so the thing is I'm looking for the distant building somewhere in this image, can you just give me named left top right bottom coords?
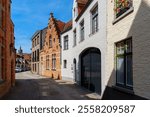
left=0, top=0, right=16, bottom=98
left=23, top=53, right=31, bottom=70
left=40, top=13, right=65, bottom=79
left=16, top=47, right=31, bottom=71
left=16, top=47, right=23, bottom=70
left=31, top=27, right=47, bottom=74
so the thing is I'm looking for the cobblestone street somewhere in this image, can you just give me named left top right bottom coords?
left=1, top=71, right=100, bottom=100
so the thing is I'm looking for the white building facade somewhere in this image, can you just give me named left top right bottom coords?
left=61, top=0, right=107, bottom=97
left=61, top=22, right=74, bottom=81
left=106, top=0, right=150, bottom=99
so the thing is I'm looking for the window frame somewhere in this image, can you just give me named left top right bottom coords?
left=113, top=0, right=134, bottom=24
left=46, top=55, right=50, bottom=70
left=64, top=35, right=69, bottom=50
left=73, top=29, right=77, bottom=47
left=115, top=38, right=133, bottom=90
left=52, top=54, right=56, bottom=70
left=80, top=19, right=85, bottom=42
left=91, top=4, right=98, bottom=34
left=64, top=60, right=67, bottom=69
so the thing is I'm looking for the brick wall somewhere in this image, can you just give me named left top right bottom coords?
left=39, top=13, right=65, bottom=80
left=0, top=0, right=15, bottom=98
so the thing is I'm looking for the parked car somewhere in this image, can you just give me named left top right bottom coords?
left=15, top=67, right=22, bottom=73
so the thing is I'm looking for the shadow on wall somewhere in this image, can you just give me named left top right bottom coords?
left=102, top=0, right=150, bottom=100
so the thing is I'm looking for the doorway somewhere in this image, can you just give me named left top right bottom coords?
left=81, top=48, right=101, bottom=94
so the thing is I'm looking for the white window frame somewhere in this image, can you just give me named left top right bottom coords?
left=90, top=4, right=98, bottom=34
left=64, top=35, right=69, bottom=50
left=73, top=29, right=77, bottom=47
left=80, top=19, right=85, bottom=42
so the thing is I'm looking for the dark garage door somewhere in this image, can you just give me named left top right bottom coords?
left=81, top=48, right=101, bottom=94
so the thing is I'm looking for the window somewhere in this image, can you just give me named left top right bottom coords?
left=52, top=54, right=56, bottom=70
left=35, top=51, right=37, bottom=62
left=32, top=52, right=34, bottom=62
left=114, top=0, right=133, bottom=18
left=46, top=55, right=50, bottom=70
left=49, top=36, right=52, bottom=48
left=37, top=37, right=39, bottom=45
left=64, top=60, right=67, bottom=68
left=91, top=5, right=98, bottom=34
left=32, top=64, right=34, bottom=71
left=35, top=64, right=36, bottom=72
left=37, top=49, right=39, bottom=61
left=73, top=29, right=77, bottom=47
left=35, top=39, right=36, bottom=46
left=64, top=35, right=69, bottom=50
left=116, top=38, right=133, bottom=89
left=80, top=20, right=84, bottom=41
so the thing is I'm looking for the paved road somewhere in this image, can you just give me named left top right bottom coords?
left=1, top=71, right=100, bottom=100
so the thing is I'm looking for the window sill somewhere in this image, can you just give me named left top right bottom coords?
left=113, top=7, right=134, bottom=25
left=112, top=85, right=134, bottom=95
left=89, top=29, right=99, bottom=37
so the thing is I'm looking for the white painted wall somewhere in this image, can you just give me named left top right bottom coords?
left=61, top=29, right=74, bottom=81
left=107, top=0, right=150, bottom=99
left=61, top=0, right=107, bottom=96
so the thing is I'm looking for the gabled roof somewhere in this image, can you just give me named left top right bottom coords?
left=61, top=20, right=72, bottom=34
left=23, top=54, right=31, bottom=60
left=76, top=0, right=93, bottom=21
left=55, top=20, right=66, bottom=33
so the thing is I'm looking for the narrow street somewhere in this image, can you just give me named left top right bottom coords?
left=1, top=71, right=100, bottom=100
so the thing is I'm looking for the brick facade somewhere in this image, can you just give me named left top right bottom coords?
left=40, top=13, right=65, bottom=79
left=0, top=0, right=15, bottom=98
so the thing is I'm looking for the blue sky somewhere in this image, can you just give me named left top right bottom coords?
left=12, top=0, right=73, bottom=53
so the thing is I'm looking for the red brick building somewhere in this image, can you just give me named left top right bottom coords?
left=40, top=13, right=65, bottom=79
left=0, top=0, right=15, bottom=98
